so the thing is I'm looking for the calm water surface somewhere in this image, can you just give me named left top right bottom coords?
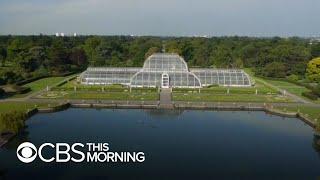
left=0, top=108, right=319, bottom=180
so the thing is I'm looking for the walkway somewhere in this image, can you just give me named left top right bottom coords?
left=159, top=88, right=173, bottom=109
left=254, top=78, right=312, bottom=104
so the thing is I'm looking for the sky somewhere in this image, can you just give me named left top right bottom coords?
left=0, top=0, right=319, bottom=37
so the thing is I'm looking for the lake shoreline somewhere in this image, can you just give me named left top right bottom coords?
left=0, top=101, right=317, bottom=148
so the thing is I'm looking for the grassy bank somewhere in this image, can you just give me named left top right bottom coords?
left=37, top=91, right=159, bottom=101
left=274, top=106, right=320, bottom=122
left=274, top=105, right=320, bottom=131
left=8, top=76, right=71, bottom=98
left=0, top=101, right=64, bottom=134
left=0, top=102, right=58, bottom=113
left=0, top=111, right=27, bottom=134
left=172, top=93, right=292, bottom=103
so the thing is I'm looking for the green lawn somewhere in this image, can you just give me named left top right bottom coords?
left=9, top=76, right=73, bottom=98
left=59, top=79, right=124, bottom=89
left=263, top=79, right=310, bottom=96
left=244, top=68, right=318, bottom=102
left=54, top=79, right=157, bottom=93
left=37, top=91, right=159, bottom=101
left=275, top=105, right=320, bottom=124
left=0, top=102, right=57, bottom=113
left=173, top=81, right=278, bottom=95
left=173, top=93, right=292, bottom=103
left=24, top=77, right=67, bottom=91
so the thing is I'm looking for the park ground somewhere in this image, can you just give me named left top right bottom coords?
left=0, top=71, right=319, bottom=128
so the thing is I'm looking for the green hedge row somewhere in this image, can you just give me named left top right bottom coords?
left=302, top=92, right=318, bottom=100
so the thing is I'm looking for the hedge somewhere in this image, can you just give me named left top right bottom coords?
left=302, top=91, right=318, bottom=100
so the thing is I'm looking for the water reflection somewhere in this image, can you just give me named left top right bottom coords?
left=2, top=128, right=30, bottom=151
left=313, top=134, right=320, bottom=155
left=143, top=109, right=184, bottom=118
left=0, top=109, right=319, bottom=179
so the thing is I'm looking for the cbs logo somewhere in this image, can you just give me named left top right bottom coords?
left=16, top=142, right=37, bottom=163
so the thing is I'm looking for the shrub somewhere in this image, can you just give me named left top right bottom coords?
left=286, top=74, right=299, bottom=82
left=316, top=124, right=320, bottom=134
left=207, top=84, right=219, bottom=88
left=302, top=91, right=318, bottom=100
left=306, top=57, right=320, bottom=83
left=311, top=84, right=320, bottom=97
left=0, top=88, right=5, bottom=97
left=0, top=111, right=27, bottom=134
left=262, top=62, right=287, bottom=78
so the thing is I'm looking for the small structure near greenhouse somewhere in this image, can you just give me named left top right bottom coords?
left=79, top=53, right=252, bottom=88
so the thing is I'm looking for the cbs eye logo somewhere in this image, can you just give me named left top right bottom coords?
left=16, top=142, right=37, bottom=163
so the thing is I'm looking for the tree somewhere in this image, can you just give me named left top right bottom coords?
left=211, top=45, right=233, bottom=68
left=306, top=57, right=320, bottom=83
left=69, top=48, right=87, bottom=68
left=263, top=62, right=287, bottom=78
left=0, top=46, right=7, bottom=66
left=83, top=37, right=101, bottom=66
left=48, top=40, right=69, bottom=72
left=311, top=43, right=320, bottom=58
left=234, top=58, right=244, bottom=68
left=16, top=46, right=46, bottom=72
left=7, top=39, right=26, bottom=61
left=145, top=47, right=160, bottom=59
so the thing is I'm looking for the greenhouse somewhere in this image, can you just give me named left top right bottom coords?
left=79, top=53, right=252, bottom=88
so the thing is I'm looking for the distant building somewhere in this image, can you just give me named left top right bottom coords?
left=55, top=33, right=59, bottom=37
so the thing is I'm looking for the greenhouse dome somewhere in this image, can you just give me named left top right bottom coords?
left=80, top=53, right=252, bottom=88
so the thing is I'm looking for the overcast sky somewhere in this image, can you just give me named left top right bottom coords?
left=0, top=0, right=319, bottom=37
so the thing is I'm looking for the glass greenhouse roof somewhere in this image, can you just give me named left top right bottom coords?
left=80, top=53, right=252, bottom=88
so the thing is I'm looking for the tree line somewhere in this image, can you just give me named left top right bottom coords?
left=0, top=35, right=319, bottom=85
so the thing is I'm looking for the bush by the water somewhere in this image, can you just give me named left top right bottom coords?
left=302, top=91, right=318, bottom=100
left=311, top=84, right=320, bottom=97
left=0, top=111, right=27, bottom=134
left=0, top=88, right=5, bottom=97
left=316, top=121, right=320, bottom=135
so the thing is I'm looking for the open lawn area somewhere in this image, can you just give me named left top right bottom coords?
left=37, top=91, right=159, bottom=101
left=24, top=77, right=66, bottom=92
left=53, top=79, right=157, bottom=93
left=9, top=76, right=75, bottom=98
left=275, top=105, right=320, bottom=124
left=263, top=79, right=310, bottom=96
left=172, top=93, right=293, bottom=103
left=174, top=83, right=277, bottom=95
left=0, top=102, right=57, bottom=113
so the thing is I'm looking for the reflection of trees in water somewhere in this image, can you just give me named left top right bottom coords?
left=3, top=127, right=30, bottom=151
left=0, top=168, right=8, bottom=180
left=313, top=134, right=320, bottom=158
left=135, top=109, right=185, bottom=128
left=143, top=109, right=184, bottom=118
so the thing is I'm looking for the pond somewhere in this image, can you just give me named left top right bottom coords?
left=0, top=108, right=319, bottom=179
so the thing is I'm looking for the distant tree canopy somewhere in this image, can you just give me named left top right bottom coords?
left=0, top=35, right=318, bottom=85
left=306, top=57, right=320, bottom=83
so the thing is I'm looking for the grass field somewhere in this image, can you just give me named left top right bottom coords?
left=172, top=93, right=292, bottom=103
left=9, top=76, right=74, bottom=98
left=54, top=79, right=158, bottom=93
left=275, top=105, right=320, bottom=123
left=244, top=68, right=319, bottom=103
left=263, top=79, right=310, bottom=96
left=37, top=91, right=159, bottom=101
left=24, top=77, right=66, bottom=91
left=0, top=102, right=57, bottom=113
